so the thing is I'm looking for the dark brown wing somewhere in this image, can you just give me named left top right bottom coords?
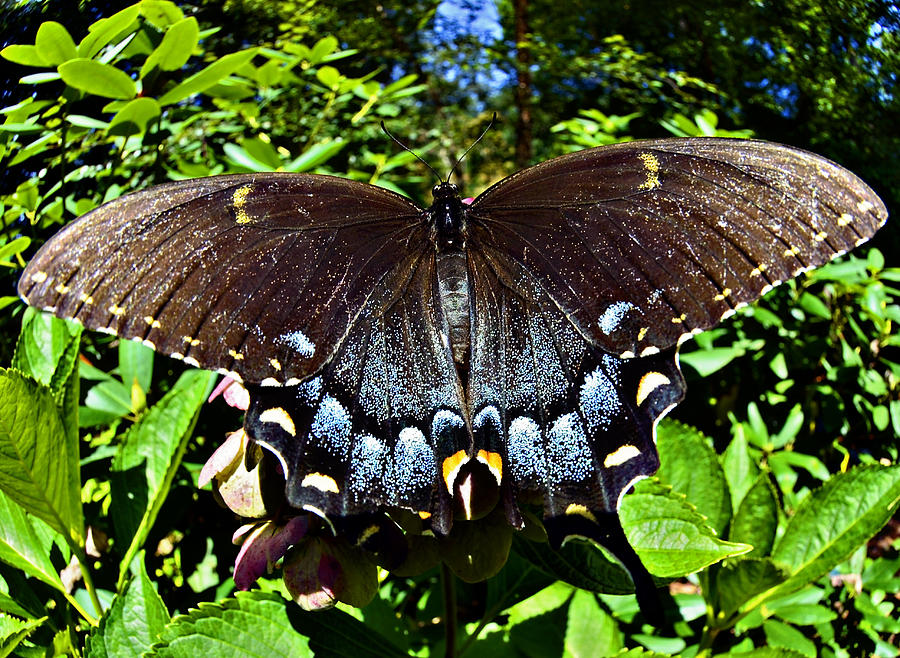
left=18, top=173, right=427, bottom=384
left=467, top=138, right=887, bottom=358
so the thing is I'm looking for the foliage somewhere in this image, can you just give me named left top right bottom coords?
left=0, top=1, right=896, bottom=657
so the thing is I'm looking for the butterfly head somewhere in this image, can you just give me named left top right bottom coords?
left=431, top=181, right=460, bottom=201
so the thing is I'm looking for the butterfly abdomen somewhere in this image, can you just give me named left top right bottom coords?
left=436, top=251, right=471, bottom=369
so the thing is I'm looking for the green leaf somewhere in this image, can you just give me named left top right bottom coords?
left=77, top=5, right=142, bottom=59
left=284, top=139, right=346, bottom=172
left=35, top=22, right=77, bottom=66
left=66, top=114, right=111, bottom=129
left=762, top=619, right=816, bottom=658
left=85, top=554, right=170, bottom=657
left=118, top=339, right=153, bottom=406
left=0, top=370, right=82, bottom=542
left=149, top=591, right=405, bottom=656
left=59, top=59, right=136, bottom=100
left=656, top=419, right=731, bottom=536
left=111, top=370, right=214, bottom=576
left=721, top=428, right=759, bottom=513
left=0, top=488, right=65, bottom=589
left=730, top=473, right=779, bottom=557
left=157, top=48, right=258, bottom=105
left=564, top=590, right=623, bottom=657
left=514, top=536, right=636, bottom=595
left=723, top=649, right=810, bottom=658
left=140, top=17, right=199, bottom=78
left=622, top=482, right=750, bottom=578
left=0, top=614, right=46, bottom=655
left=715, top=558, right=788, bottom=618
left=770, top=465, right=900, bottom=597
left=108, top=97, right=161, bottom=137
left=679, top=345, right=746, bottom=376
left=771, top=603, right=837, bottom=625
left=0, top=236, right=30, bottom=265
left=84, top=380, right=133, bottom=418
left=12, top=309, right=81, bottom=397
left=0, top=44, right=48, bottom=67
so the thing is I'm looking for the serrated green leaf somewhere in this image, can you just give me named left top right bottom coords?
left=770, top=465, right=900, bottom=597
left=140, top=17, right=198, bottom=78
left=715, top=558, right=788, bottom=618
left=108, top=97, right=160, bottom=137
left=564, top=590, right=623, bottom=657
left=1, top=44, right=47, bottom=67
left=622, top=482, right=750, bottom=578
left=0, top=370, right=82, bottom=542
left=35, top=22, right=77, bottom=66
left=0, top=613, right=46, bottom=655
left=77, top=5, right=141, bottom=59
left=656, top=419, right=731, bottom=536
left=12, top=309, right=81, bottom=397
left=149, top=591, right=405, bottom=657
left=59, top=59, right=136, bottom=99
left=730, top=473, right=779, bottom=557
left=85, top=554, right=169, bottom=657
left=157, top=48, right=258, bottom=105
left=111, top=370, right=214, bottom=577
left=514, top=536, right=636, bottom=595
left=0, top=488, right=65, bottom=589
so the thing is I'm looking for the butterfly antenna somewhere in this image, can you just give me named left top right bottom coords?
left=447, top=112, right=497, bottom=185
left=380, top=121, right=442, bottom=183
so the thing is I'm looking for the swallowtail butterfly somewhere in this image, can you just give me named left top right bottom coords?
left=18, top=137, right=887, bottom=619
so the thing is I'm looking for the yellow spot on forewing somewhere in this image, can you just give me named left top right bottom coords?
left=182, top=335, right=201, bottom=346
left=32, top=271, right=48, bottom=283
left=228, top=349, right=244, bottom=360
left=671, top=313, right=686, bottom=324
left=54, top=283, right=70, bottom=294
left=714, top=287, right=732, bottom=302
left=838, top=213, right=853, bottom=226
left=232, top=185, right=253, bottom=224
left=750, top=263, right=768, bottom=277
left=143, top=315, right=161, bottom=328
left=78, top=292, right=93, bottom=304
left=301, top=472, right=339, bottom=493
left=784, top=245, right=800, bottom=257
left=259, top=407, right=296, bottom=436
left=109, top=304, right=127, bottom=316
left=813, top=231, right=828, bottom=242
left=857, top=200, right=874, bottom=213
left=604, top=444, right=642, bottom=467
left=636, top=371, right=672, bottom=406
left=637, top=326, right=649, bottom=342
left=269, top=358, right=282, bottom=371
left=637, top=152, right=661, bottom=190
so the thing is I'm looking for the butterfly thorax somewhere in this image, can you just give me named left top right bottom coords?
left=429, top=182, right=471, bottom=371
